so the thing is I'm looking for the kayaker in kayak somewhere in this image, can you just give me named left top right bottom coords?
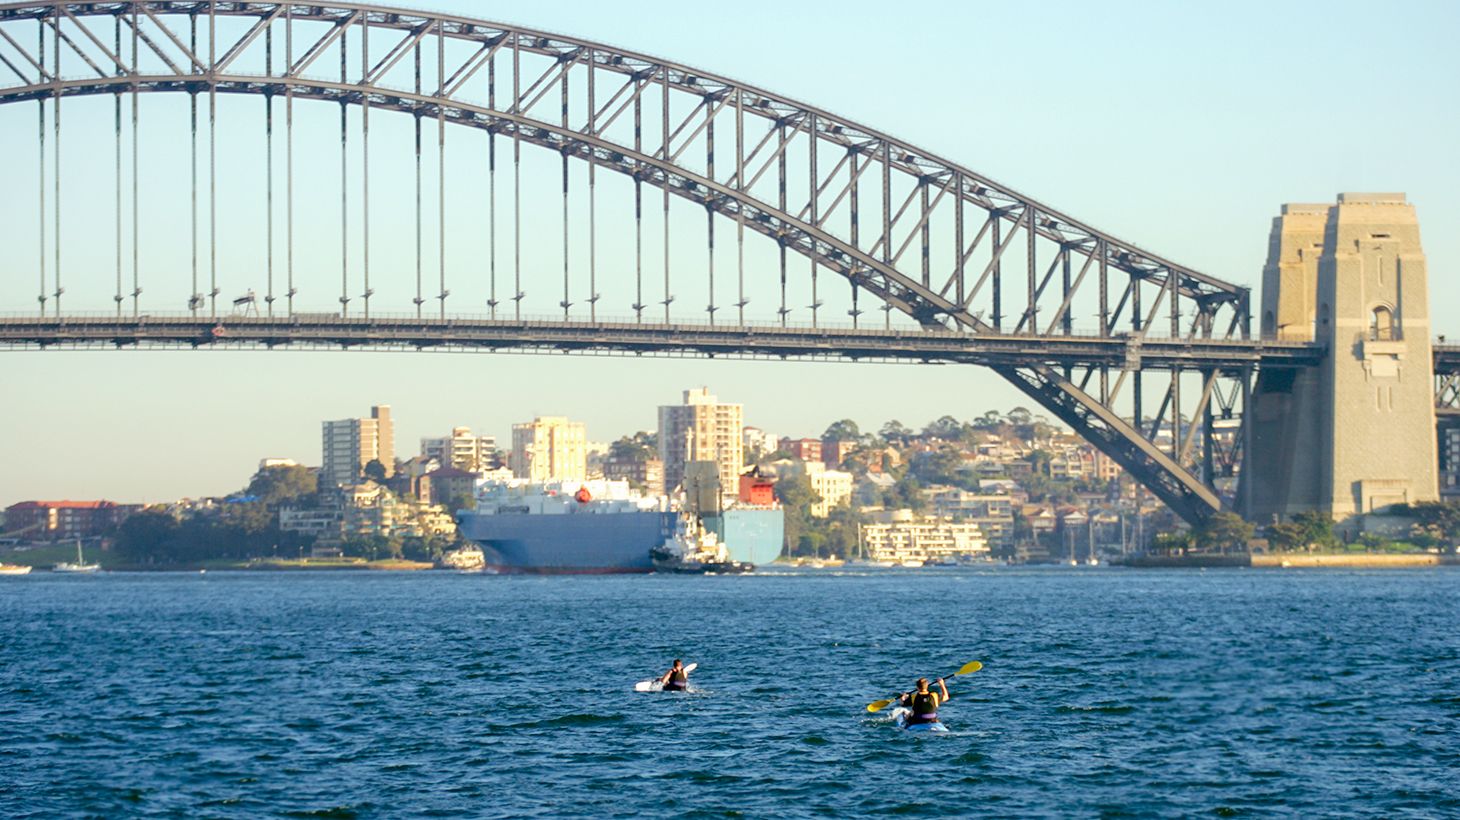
left=899, top=677, right=949, bottom=726
left=659, top=659, right=690, bottom=691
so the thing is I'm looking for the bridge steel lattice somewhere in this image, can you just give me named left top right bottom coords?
left=0, top=1, right=1341, bottom=524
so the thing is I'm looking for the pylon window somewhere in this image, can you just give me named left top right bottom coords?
left=1371, top=305, right=1396, bottom=341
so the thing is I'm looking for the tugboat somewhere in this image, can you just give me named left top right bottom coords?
left=652, top=513, right=753, bottom=574
left=438, top=544, right=488, bottom=572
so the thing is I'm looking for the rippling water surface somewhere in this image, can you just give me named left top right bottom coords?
left=2, top=568, right=1458, bottom=817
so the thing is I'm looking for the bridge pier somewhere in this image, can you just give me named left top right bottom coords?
left=1243, top=193, right=1438, bottom=528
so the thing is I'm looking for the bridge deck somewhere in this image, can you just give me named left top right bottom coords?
left=0, top=315, right=1323, bottom=369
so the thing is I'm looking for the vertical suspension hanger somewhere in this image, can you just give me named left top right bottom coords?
left=633, top=64, right=643, bottom=323
left=777, top=119, right=787, bottom=326
left=413, top=34, right=423, bottom=318
left=560, top=47, right=570, bottom=319
left=190, top=13, right=199, bottom=315
left=1026, top=205, right=1037, bottom=333
left=953, top=173, right=965, bottom=320
left=705, top=89, right=715, bottom=325
left=360, top=12, right=370, bottom=318
left=586, top=47, right=598, bottom=322
left=661, top=65, right=671, bottom=322
left=51, top=6, right=61, bottom=316
left=735, top=88, right=745, bottom=326
left=339, top=10, right=349, bottom=317
left=114, top=15, right=124, bottom=318
left=849, top=144, right=861, bottom=328
left=131, top=2, right=140, bottom=316
left=209, top=0, right=218, bottom=319
left=438, top=18, right=447, bottom=319
left=487, top=43, right=497, bottom=318
left=808, top=112, right=818, bottom=327
left=512, top=32, right=522, bottom=319
left=265, top=20, right=274, bottom=317
left=36, top=17, right=45, bottom=316
left=880, top=141, right=891, bottom=330
left=285, top=2, right=295, bottom=315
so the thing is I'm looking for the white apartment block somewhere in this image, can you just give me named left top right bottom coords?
left=742, top=426, right=780, bottom=458
left=659, top=388, right=744, bottom=495
left=800, top=461, right=854, bottom=518
left=421, top=427, right=498, bottom=472
left=511, top=416, right=588, bottom=482
left=321, top=405, right=395, bottom=488
left=860, top=513, right=989, bottom=563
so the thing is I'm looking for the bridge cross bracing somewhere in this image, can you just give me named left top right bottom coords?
left=0, top=0, right=1433, bottom=525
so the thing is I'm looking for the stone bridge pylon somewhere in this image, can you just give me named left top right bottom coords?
left=1243, top=193, right=1438, bottom=526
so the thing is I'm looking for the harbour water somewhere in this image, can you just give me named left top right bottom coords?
left=2, top=568, right=1458, bottom=817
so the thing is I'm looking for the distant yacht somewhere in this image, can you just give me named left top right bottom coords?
left=53, top=541, right=100, bottom=573
left=0, top=563, right=32, bottom=575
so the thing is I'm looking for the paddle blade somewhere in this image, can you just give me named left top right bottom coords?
left=866, top=698, right=895, bottom=713
left=683, top=663, right=698, bottom=675
left=953, top=660, right=983, bottom=677
left=634, top=680, right=656, bottom=692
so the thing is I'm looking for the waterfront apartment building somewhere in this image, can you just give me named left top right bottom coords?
left=658, top=388, right=744, bottom=495
left=321, top=405, right=395, bottom=487
left=421, top=427, right=498, bottom=472
left=280, top=484, right=457, bottom=545
left=511, top=416, right=588, bottom=482
left=859, top=511, right=989, bottom=563
left=2, top=500, right=141, bottom=541
left=924, top=486, right=1016, bottom=547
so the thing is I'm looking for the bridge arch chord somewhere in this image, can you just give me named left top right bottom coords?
left=0, top=1, right=1255, bottom=523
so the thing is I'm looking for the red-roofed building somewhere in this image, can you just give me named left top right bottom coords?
left=4, top=500, right=141, bottom=540
left=779, top=438, right=822, bottom=464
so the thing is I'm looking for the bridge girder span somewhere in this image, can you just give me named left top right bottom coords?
left=0, top=0, right=1264, bottom=524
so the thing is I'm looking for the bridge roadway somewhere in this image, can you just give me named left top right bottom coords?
left=0, top=314, right=1328, bottom=370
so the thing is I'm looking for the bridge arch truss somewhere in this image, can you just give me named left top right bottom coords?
left=0, top=1, right=1281, bottom=524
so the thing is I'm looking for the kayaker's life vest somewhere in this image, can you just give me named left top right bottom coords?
left=664, top=669, right=688, bottom=689
left=910, top=691, right=939, bottom=718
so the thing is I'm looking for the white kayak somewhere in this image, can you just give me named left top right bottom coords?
left=891, top=707, right=949, bottom=733
left=634, top=662, right=697, bottom=692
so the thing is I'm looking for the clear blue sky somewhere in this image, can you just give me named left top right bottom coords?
left=1, top=0, right=1456, bottom=505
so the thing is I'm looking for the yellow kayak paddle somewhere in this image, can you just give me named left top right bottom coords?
left=865, top=660, right=983, bottom=712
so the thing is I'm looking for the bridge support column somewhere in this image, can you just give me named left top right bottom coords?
left=1243, top=193, right=1438, bottom=528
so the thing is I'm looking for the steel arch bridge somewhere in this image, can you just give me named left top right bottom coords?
left=0, top=0, right=1412, bottom=525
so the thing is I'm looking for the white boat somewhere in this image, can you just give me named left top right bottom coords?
left=0, top=563, right=32, bottom=575
left=53, top=541, right=101, bottom=573
left=439, top=544, right=487, bottom=571
left=899, top=559, right=925, bottom=568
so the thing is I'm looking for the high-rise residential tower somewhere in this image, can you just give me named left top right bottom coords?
left=421, top=427, right=498, bottom=472
left=511, top=416, right=588, bottom=482
left=321, top=405, right=395, bottom=487
left=658, top=388, right=744, bottom=495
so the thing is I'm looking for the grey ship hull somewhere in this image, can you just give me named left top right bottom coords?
left=458, top=508, right=785, bottom=574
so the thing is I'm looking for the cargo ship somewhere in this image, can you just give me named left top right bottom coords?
left=456, top=479, right=783, bottom=574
